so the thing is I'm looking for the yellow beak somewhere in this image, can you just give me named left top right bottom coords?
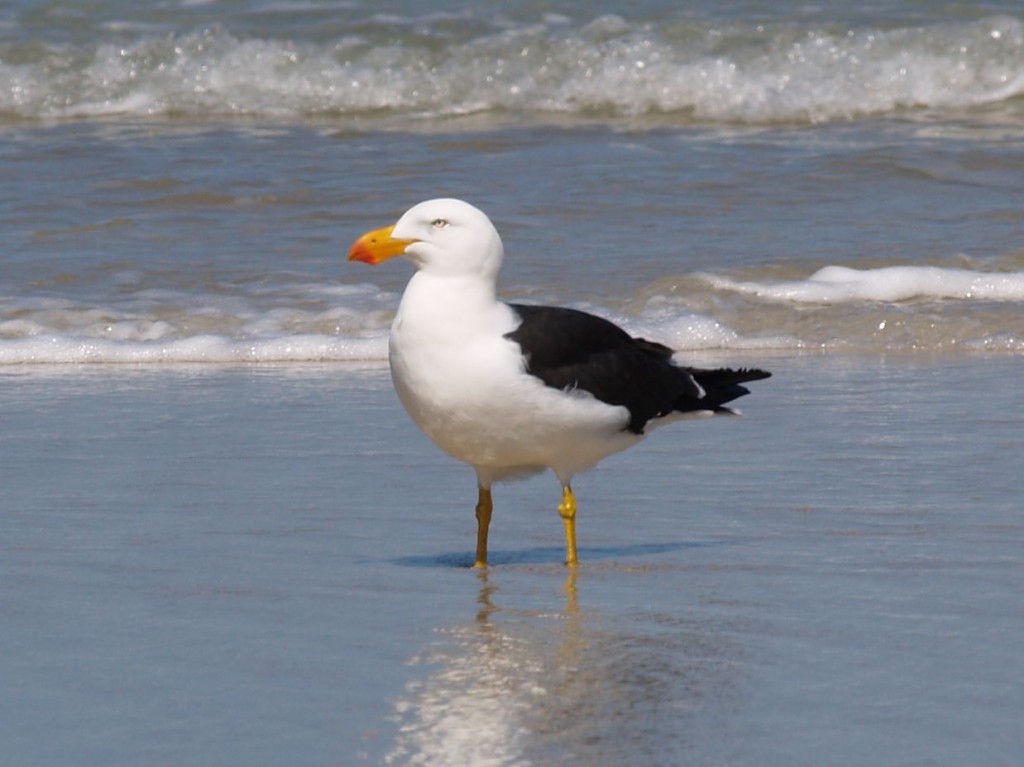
left=348, top=224, right=417, bottom=265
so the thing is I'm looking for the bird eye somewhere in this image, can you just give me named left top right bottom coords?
left=431, top=218, right=449, bottom=229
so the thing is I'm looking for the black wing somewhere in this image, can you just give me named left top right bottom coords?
left=506, top=304, right=770, bottom=434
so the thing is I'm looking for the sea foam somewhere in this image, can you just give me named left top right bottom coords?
left=703, top=265, right=1024, bottom=304
left=0, top=283, right=394, bottom=366
left=2, top=15, right=1022, bottom=125
left=5, top=263, right=1024, bottom=365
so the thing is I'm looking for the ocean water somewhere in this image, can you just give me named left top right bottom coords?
left=2, top=1, right=1024, bottom=765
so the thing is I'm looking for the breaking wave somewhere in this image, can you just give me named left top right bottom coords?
left=2, top=14, right=1023, bottom=126
left=703, top=265, right=1024, bottom=304
left=5, top=261, right=1024, bottom=366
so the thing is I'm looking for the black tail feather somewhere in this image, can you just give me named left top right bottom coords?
left=680, top=367, right=772, bottom=412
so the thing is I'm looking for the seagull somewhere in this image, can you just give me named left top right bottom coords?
left=348, top=198, right=770, bottom=567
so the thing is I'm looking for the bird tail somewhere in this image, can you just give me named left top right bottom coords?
left=680, top=367, right=772, bottom=413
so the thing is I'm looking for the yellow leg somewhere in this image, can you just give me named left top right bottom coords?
left=474, top=486, right=493, bottom=569
left=558, top=485, right=579, bottom=567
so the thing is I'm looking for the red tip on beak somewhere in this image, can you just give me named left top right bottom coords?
left=348, top=224, right=416, bottom=265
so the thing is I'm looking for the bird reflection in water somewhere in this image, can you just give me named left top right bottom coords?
left=385, top=567, right=742, bottom=766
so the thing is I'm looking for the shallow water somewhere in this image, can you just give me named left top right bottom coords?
left=4, top=1, right=1024, bottom=362
left=2, top=357, right=1022, bottom=766
left=4, top=121, right=1024, bottom=362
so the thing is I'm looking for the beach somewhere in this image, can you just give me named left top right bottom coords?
left=3, top=1, right=1024, bottom=764
left=3, top=356, right=1023, bottom=765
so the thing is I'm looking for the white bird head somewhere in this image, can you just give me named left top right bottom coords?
left=349, top=198, right=504, bottom=280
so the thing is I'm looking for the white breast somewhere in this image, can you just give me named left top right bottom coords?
left=387, top=272, right=636, bottom=483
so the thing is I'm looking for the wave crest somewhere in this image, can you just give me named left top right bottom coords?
left=703, top=265, right=1024, bottom=303
left=2, top=15, right=1023, bottom=125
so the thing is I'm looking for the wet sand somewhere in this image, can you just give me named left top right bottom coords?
left=2, top=355, right=1022, bottom=765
